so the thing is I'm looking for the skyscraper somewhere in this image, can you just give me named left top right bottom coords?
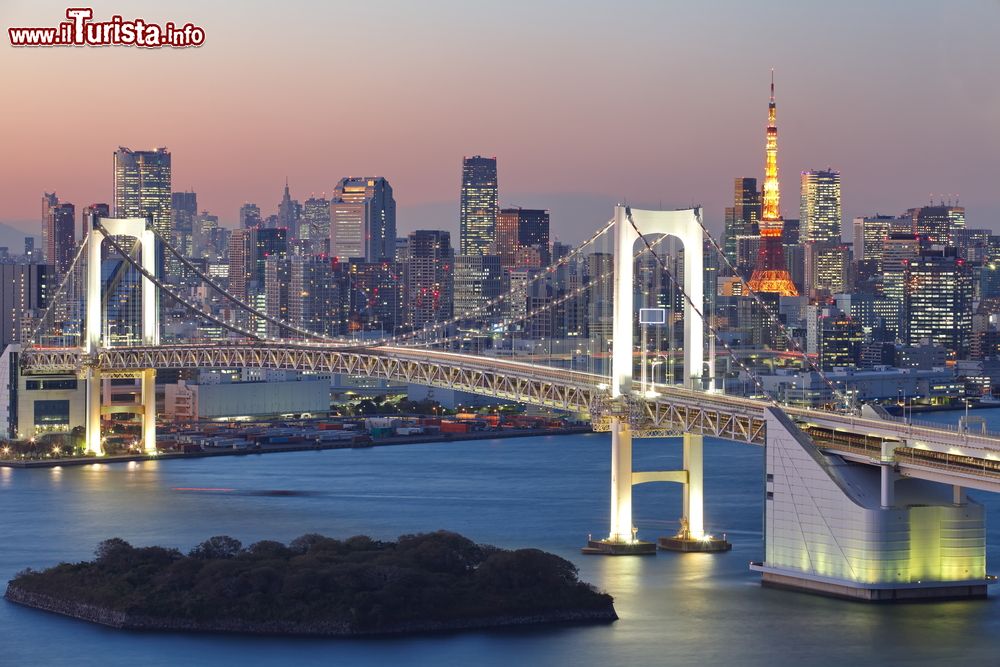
left=800, top=170, right=842, bottom=244
left=277, top=180, right=301, bottom=239
left=330, top=177, right=396, bottom=262
left=460, top=156, right=498, bottom=255
left=171, top=191, right=198, bottom=257
left=908, top=205, right=966, bottom=246
left=748, top=74, right=798, bottom=296
left=496, top=207, right=551, bottom=269
left=404, top=230, right=454, bottom=328
left=47, top=202, right=75, bottom=276
left=240, top=203, right=261, bottom=229
left=723, top=177, right=761, bottom=271
left=454, top=255, right=502, bottom=320
left=113, top=147, right=172, bottom=239
left=904, top=249, right=973, bottom=357
left=0, top=264, right=51, bottom=351
left=41, top=193, right=58, bottom=265
left=302, top=197, right=331, bottom=246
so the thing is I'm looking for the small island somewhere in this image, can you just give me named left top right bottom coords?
left=4, top=531, right=616, bottom=637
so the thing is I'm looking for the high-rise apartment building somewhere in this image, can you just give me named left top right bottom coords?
left=723, top=177, right=761, bottom=271
left=404, top=230, right=454, bottom=328
left=0, top=264, right=51, bottom=350
left=330, top=177, right=396, bottom=262
left=800, top=169, right=842, bottom=244
left=454, top=255, right=502, bottom=319
left=460, top=156, right=498, bottom=255
left=289, top=256, right=345, bottom=337
left=904, top=249, right=973, bottom=357
left=113, top=147, right=172, bottom=239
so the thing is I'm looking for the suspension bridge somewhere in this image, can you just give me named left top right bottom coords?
left=16, top=206, right=1000, bottom=600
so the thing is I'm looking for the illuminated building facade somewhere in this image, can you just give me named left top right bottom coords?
left=723, top=177, right=761, bottom=273
left=46, top=202, right=76, bottom=277
left=404, top=230, right=454, bottom=328
left=460, top=156, right=498, bottom=255
left=800, top=169, right=842, bottom=244
left=747, top=75, right=798, bottom=296
left=113, top=147, right=172, bottom=240
left=904, top=250, right=973, bottom=358
left=330, top=177, right=396, bottom=262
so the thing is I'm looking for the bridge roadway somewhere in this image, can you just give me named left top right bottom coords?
left=21, top=342, right=1000, bottom=492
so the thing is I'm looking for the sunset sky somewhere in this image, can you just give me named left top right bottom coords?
left=2, top=0, right=998, bottom=243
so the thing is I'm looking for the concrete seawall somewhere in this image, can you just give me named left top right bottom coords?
left=4, top=584, right=617, bottom=637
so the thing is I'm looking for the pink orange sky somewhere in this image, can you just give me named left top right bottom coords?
left=2, top=0, right=998, bottom=243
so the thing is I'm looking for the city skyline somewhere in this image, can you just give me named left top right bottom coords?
left=1, top=1, right=998, bottom=244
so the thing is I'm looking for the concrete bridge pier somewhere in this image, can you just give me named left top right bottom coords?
left=752, top=407, right=988, bottom=600
left=85, top=367, right=103, bottom=456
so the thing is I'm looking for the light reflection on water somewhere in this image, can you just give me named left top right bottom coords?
left=2, top=422, right=1000, bottom=666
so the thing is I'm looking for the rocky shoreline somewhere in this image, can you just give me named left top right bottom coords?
left=4, top=584, right=617, bottom=637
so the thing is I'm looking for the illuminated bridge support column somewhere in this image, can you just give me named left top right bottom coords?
left=586, top=206, right=709, bottom=555
left=85, top=367, right=103, bottom=456
left=83, top=217, right=160, bottom=455
left=683, top=434, right=705, bottom=539
left=609, top=417, right=633, bottom=543
left=753, top=407, right=987, bottom=600
left=141, top=369, right=156, bottom=453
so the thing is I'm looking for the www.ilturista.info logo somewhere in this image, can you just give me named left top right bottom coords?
left=9, top=8, right=205, bottom=48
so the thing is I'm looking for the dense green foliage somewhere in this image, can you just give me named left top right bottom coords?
left=10, top=532, right=613, bottom=632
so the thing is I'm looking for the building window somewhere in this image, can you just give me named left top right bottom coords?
left=34, top=400, right=70, bottom=426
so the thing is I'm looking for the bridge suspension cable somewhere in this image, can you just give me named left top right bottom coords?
left=625, top=207, right=779, bottom=406
left=376, top=218, right=616, bottom=347
left=27, top=233, right=91, bottom=346
left=689, top=214, right=853, bottom=409
left=146, top=224, right=353, bottom=344
left=94, top=223, right=274, bottom=342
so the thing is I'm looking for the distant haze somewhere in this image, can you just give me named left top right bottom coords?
left=2, top=0, right=998, bottom=244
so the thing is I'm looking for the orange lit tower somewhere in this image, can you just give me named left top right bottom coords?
left=747, top=72, right=799, bottom=296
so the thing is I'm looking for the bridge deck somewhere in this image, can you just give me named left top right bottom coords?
left=20, top=343, right=1000, bottom=488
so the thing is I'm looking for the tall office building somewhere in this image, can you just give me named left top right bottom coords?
left=496, top=207, right=551, bottom=269
left=904, top=249, right=973, bottom=358
left=800, top=169, right=842, bottom=244
left=302, top=197, right=331, bottom=246
left=41, top=193, right=58, bottom=265
left=404, top=230, right=454, bottom=328
left=81, top=203, right=110, bottom=244
left=908, top=205, right=966, bottom=246
left=277, top=180, right=301, bottom=239
left=171, top=191, right=198, bottom=257
left=460, top=156, right=498, bottom=255
left=723, top=177, right=761, bottom=271
left=240, top=203, right=261, bottom=229
left=227, top=229, right=250, bottom=301
left=454, top=255, right=502, bottom=319
left=289, top=256, right=345, bottom=337
left=805, top=242, right=850, bottom=297
left=113, top=147, right=172, bottom=239
left=45, top=201, right=75, bottom=276
left=748, top=74, right=798, bottom=296
left=330, top=177, right=396, bottom=262
left=0, top=263, right=51, bottom=350
left=852, top=214, right=896, bottom=265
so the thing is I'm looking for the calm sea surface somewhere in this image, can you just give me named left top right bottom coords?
left=4, top=408, right=1000, bottom=666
